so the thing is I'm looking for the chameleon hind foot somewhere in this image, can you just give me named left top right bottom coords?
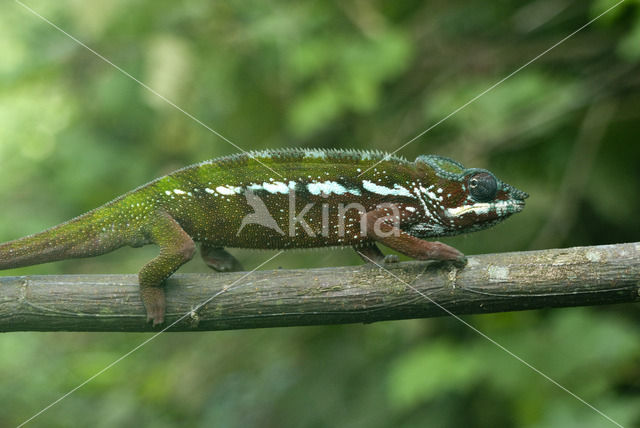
left=138, top=211, right=196, bottom=326
left=140, top=285, right=166, bottom=326
left=355, top=243, right=398, bottom=265
left=201, top=245, right=244, bottom=272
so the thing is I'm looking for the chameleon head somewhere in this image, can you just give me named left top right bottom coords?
left=410, top=155, right=528, bottom=237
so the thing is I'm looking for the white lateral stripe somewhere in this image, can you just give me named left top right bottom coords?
left=263, top=181, right=290, bottom=194
left=308, top=181, right=345, bottom=195
left=447, top=203, right=492, bottom=216
left=307, top=181, right=360, bottom=196
left=215, top=185, right=242, bottom=195
left=362, top=180, right=412, bottom=197
left=246, top=181, right=297, bottom=194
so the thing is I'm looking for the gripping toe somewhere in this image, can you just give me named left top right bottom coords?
left=201, top=245, right=244, bottom=272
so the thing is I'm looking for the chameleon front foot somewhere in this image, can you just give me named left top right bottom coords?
left=140, top=285, right=166, bottom=326
left=362, top=209, right=467, bottom=264
left=425, top=241, right=467, bottom=264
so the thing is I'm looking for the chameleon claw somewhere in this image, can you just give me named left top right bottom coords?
left=145, top=307, right=165, bottom=327
left=148, top=312, right=165, bottom=327
left=141, top=285, right=166, bottom=327
left=450, top=255, right=468, bottom=268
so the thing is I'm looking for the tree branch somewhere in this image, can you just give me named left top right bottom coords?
left=1, top=242, right=638, bottom=332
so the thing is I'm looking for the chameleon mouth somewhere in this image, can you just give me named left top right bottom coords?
left=511, top=200, right=525, bottom=213
left=446, top=198, right=525, bottom=218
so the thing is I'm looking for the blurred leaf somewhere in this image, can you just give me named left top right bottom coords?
left=423, top=71, right=581, bottom=144
left=388, top=340, right=483, bottom=410
left=288, top=29, right=412, bottom=136
left=617, top=14, right=640, bottom=61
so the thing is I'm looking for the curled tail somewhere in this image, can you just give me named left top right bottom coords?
left=0, top=209, right=134, bottom=271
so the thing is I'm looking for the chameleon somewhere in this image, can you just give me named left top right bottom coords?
left=0, top=148, right=527, bottom=325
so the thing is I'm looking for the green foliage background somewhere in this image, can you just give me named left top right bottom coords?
left=1, top=1, right=639, bottom=426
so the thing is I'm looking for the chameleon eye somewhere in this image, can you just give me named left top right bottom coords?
left=468, top=172, right=497, bottom=202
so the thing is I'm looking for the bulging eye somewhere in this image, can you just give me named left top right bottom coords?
left=468, top=172, right=497, bottom=202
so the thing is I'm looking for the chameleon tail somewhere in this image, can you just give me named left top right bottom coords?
left=0, top=210, right=128, bottom=271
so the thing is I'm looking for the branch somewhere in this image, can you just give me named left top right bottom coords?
left=1, top=242, right=638, bottom=332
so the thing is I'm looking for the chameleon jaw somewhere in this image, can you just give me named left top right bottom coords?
left=445, top=199, right=525, bottom=218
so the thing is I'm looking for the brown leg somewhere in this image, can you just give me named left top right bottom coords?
left=362, top=208, right=466, bottom=263
left=139, top=212, right=196, bottom=326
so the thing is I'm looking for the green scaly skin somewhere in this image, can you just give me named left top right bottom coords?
left=0, top=148, right=528, bottom=325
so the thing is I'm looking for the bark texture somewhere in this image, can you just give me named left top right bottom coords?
left=0, top=243, right=638, bottom=332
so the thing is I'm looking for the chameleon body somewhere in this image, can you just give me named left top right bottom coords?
left=0, top=149, right=528, bottom=325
